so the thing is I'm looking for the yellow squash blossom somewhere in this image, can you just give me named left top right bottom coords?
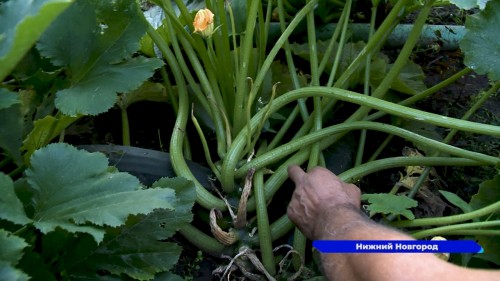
left=193, top=9, right=215, bottom=38
left=431, top=236, right=450, bottom=261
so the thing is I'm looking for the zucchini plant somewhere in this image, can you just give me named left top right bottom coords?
left=1, top=0, right=499, bottom=279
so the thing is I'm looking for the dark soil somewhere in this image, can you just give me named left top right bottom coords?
left=413, top=47, right=498, bottom=199
left=404, top=5, right=477, bottom=25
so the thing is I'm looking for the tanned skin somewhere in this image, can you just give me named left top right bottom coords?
left=286, top=165, right=500, bottom=281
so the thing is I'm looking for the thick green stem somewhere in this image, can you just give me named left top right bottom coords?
left=318, top=0, right=350, bottom=75
left=307, top=0, right=322, bottom=168
left=310, top=0, right=430, bottom=141
left=292, top=0, right=320, bottom=269
left=333, top=0, right=408, bottom=89
left=248, top=214, right=295, bottom=245
left=212, top=0, right=234, bottom=112
left=143, top=10, right=229, bottom=253
left=339, top=157, right=487, bottom=183
left=145, top=24, right=226, bottom=210
left=366, top=68, right=472, bottom=121
left=245, top=0, right=318, bottom=123
left=168, top=71, right=225, bottom=208
left=424, top=230, right=500, bottom=236
left=233, top=0, right=261, bottom=135
left=248, top=154, right=487, bottom=215
left=223, top=86, right=500, bottom=190
left=236, top=121, right=498, bottom=178
left=356, top=2, right=377, bottom=167
left=179, top=224, right=227, bottom=256
left=254, top=169, right=276, bottom=275
left=326, top=0, right=352, bottom=87
left=386, top=81, right=500, bottom=222
left=292, top=228, right=307, bottom=270
left=120, top=107, right=131, bottom=146
left=221, top=0, right=318, bottom=192
left=359, top=0, right=434, bottom=101
left=227, top=2, right=239, bottom=79
left=163, top=8, right=228, bottom=158
left=279, top=0, right=404, bottom=152
left=390, top=201, right=500, bottom=228
left=411, top=221, right=500, bottom=239
left=306, top=1, right=319, bottom=87
left=277, top=0, right=309, bottom=121
left=244, top=156, right=489, bottom=242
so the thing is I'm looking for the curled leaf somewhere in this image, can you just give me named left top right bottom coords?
left=210, top=208, right=238, bottom=245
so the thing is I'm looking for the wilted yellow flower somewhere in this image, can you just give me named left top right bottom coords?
left=193, top=9, right=215, bottom=38
left=431, top=236, right=450, bottom=261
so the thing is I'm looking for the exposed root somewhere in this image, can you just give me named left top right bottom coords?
left=214, top=247, right=276, bottom=281
left=213, top=244, right=306, bottom=281
left=274, top=245, right=304, bottom=281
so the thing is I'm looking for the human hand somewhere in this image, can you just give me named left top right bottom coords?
left=286, top=165, right=361, bottom=240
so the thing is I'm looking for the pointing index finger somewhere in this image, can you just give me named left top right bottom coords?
left=288, top=165, right=305, bottom=184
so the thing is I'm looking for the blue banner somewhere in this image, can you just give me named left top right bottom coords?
left=313, top=240, right=483, bottom=253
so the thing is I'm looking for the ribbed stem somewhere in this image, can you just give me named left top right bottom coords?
left=411, top=221, right=500, bottom=239
left=391, top=201, right=500, bottom=228
left=145, top=23, right=226, bottom=210
left=254, top=169, right=276, bottom=275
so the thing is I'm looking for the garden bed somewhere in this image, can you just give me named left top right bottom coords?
left=1, top=1, right=499, bottom=280
left=62, top=11, right=499, bottom=279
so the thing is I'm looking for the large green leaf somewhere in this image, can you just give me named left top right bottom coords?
left=37, top=0, right=163, bottom=116
left=25, top=143, right=176, bottom=243
left=361, top=193, right=418, bottom=220
left=469, top=174, right=500, bottom=265
left=460, top=0, right=500, bottom=81
left=0, top=0, right=73, bottom=81
left=0, top=230, right=29, bottom=281
left=71, top=177, right=196, bottom=280
left=0, top=173, right=31, bottom=225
